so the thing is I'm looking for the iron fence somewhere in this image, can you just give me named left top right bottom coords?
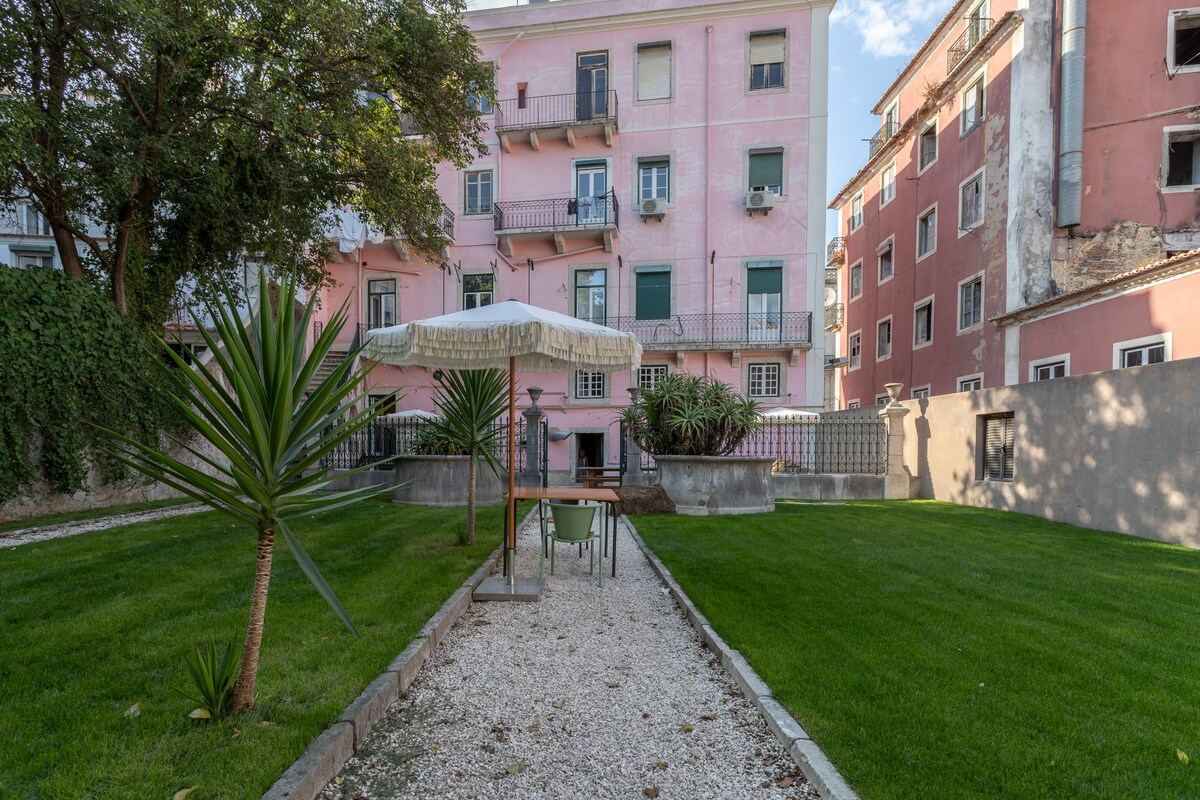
left=947, top=17, right=993, bottom=74
left=441, top=204, right=456, bottom=239
left=319, top=417, right=531, bottom=471
left=624, top=416, right=887, bottom=476
left=868, top=121, right=900, bottom=157
left=493, top=190, right=618, bottom=232
left=495, top=90, right=618, bottom=131
left=608, top=312, right=811, bottom=351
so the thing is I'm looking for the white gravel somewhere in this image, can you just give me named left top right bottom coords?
left=0, top=503, right=205, bottom=547
left=322, top=512, right=817, bottom=800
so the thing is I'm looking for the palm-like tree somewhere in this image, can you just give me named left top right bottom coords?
left=106, top=272, right=389, bottom=713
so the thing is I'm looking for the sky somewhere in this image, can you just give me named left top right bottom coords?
left=464, top=0, right=955, bottom=244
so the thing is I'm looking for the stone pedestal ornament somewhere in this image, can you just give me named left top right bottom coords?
left=879, top=383, right=915, bottom=500
left=520, top=387, right=545, bottom=487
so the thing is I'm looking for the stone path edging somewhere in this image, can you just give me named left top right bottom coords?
left=263, top=507, right=533, bottom=800
left=624, top=518, right=861, bottom=800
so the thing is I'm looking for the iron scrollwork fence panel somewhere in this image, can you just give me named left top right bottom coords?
left=319, top=417, right=529, bottom=473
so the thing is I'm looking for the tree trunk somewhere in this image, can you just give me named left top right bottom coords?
left=52, top=225, right=85, bottom=278
left=231, top=526, right=274, bottom=713
left=465, top=455, right=477, bottom=545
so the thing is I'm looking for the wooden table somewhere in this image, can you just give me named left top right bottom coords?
left=510, top=486, right=621, bottom=578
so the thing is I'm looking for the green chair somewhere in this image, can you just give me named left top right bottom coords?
left=540, top=502, right=601, bottom=587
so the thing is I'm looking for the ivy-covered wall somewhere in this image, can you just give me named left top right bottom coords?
left=0, top=267, right=181, bottom=514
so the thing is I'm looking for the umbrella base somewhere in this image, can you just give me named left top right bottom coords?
left=472, top=575, right=544, bottom=602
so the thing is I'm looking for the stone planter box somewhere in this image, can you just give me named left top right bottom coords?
left=391, top=455, right=504, bottom=507
left=654, top=455, right=775, bottom=516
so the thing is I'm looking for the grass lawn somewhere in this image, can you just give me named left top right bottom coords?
left=633, top=501, right=1200, bottom=800
left=0, top=498, right=517, bottom=799
left=0, top=497, right=193, bottom=533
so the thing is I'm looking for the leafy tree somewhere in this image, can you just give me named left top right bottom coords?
left=0, top=0, right=492, bottom=328
left=105, top=270, right=389, bottom=713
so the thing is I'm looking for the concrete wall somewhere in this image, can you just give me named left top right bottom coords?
left=772, top=473, right=883, bottom=500
left=900, top=356, right=1200, bottom=547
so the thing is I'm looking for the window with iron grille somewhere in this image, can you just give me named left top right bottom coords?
left=748, top=363, right=780, bottom=397
left=980, top=412, right=1014, bottom=481
left=367, top=279, right=396, bottom=328
left=576, top=371, right=605, bottom=399
left=748, top=31, right=785, bottom=90
left=638, top=365, right=668, bottom=390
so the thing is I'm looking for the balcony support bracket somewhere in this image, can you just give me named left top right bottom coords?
left=790, top=348, right=801, bottom=367
left=391, top=238, right=409, bottom=261
left=565, top=127, right=576, bottom=148
left=675, top=351, right=686, bottom=369
left=553, top=233, right=566, bottom=254
left=498, top=235, right=514, bottom=258
left=529, top=130, right=540, bottom=151
left=499, top=133, right=512, bottom=154
left=602, top=230, right=616, bottom=253
left=604, top=124, right=615, bottom=147
left=730, top=350, right=741, bottom=367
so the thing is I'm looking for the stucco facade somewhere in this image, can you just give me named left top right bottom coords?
left=315, top=0, right=832, bottom=478
left=828, top=0, right=1200, bottom=408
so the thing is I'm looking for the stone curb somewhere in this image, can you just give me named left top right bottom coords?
left=263, top=506, right=535, bottom=800
left=624, top=518, right=862, bottom=800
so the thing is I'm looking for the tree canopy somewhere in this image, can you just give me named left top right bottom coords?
left=0, top=0, right=492, bottom=327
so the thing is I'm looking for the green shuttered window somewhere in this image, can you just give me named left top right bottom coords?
left=749, top=151, right=783, bottom=193
left=746, top=265, right=782, bottom=295
left=635, top=269, right=671, bottom=320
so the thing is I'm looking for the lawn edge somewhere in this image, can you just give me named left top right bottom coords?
left=625, top=516, right=862, bottom=800
left=261, top=505, right=535, bottom=800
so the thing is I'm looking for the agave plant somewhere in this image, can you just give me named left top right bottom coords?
left=105, top=270, right=390, bottom=713
left=621, top=372, right=760, bottom=456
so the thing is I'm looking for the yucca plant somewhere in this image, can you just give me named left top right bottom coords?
left=621, top=372, right=760, bottom=456
left=104, top=270, right=390, bottom=713
left=181, top=639, right=240, bottom=719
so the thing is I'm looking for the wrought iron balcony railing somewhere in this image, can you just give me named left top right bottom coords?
left=947, top=17, right=994, bottom=74
left=868, top=121, right=900, bottom=158
left=824, top=302, right=844, bottom=331
left=826, top=236, right=846, bottom=266
left=495, top=90, right=619, bottom=132
left=493, top=190, right=619, bottom=233
left=440, top=204, right=455, bottom=239
left=608, top=312, right=812, bottom=351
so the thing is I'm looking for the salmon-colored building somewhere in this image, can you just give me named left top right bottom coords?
left=828, top=0, right=1200, bottom=408
left=314, top=0, right=833, bottom=480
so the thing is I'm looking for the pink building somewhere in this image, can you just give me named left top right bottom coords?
left=828, top=0, right=1200, bottom=408
left=315, top=0, right=832, bottom=481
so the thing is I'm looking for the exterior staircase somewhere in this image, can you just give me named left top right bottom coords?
left=310, top=348, right=352, bottom=390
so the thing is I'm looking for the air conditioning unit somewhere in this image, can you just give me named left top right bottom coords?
left=825, top=356, right=849, bottom=369
left=745, top=189, right=774, bottom=215
left=640, top=197, right=667, bottom=220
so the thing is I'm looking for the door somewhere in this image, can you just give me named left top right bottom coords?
left=576, top=52, right=609, bottom=120
left=575, top=165, right=609, bottom=225
left=575, top=432, right=604, bottom=480
left=747, top=264, right=783, bottom=343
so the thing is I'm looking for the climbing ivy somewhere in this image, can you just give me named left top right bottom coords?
left=0, top=267, right=180, bottom=504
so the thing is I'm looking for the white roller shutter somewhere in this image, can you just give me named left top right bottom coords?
left=749, top=32, right=786, bottom=66
left=637, top=44, right=672, bottom=101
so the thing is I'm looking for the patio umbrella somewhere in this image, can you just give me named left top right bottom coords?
left=381, top=409, right=441, bottom=421
left=363, top=300, right=641, bottom=589
left=758, top=406, right=820, bottom=418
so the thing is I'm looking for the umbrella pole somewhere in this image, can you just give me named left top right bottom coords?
left=507, top=355, right=516, bottom=587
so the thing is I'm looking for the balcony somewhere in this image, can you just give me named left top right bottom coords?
left=947, top=17, right=994, bottom=74
left=868, top=121, right=899, bottom=158
left=493, top=191, right=619, bottom=256
left=824, top=303, right=844, bottom=332
left=496, top=90, right=619, bottom=151
left=825, top=267, right=839, bottom=286
left=826, top=236, right=846, bottom=266
left=608, top=312, right=812, bottom=353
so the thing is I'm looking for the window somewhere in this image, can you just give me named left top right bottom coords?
left=959, top=276, right=983, bottom=330
left=876, top=317, right=892, bottom=360
left=848, top=331, right=862, bottom=370
left=22, top=204, right=51, bottom=235
left=638, top=364, right=668, bottom=390
left=576, top=52, right=610, bottom=120
left=917, top=205, right=937, bottom=258
left=918, top=121, right=939, bottom=171
left=748, top=31, right=786, bottom=90
left=966, top=1, right=990, bottom=44
left=1116, top=335, right=1169, bottom=368
left=574, top=268, right=607, bottom=324
left=575, top=370, right=605, bottom=399
left=849, top=193, right=863, bottom=230
left=1168, top=10, right=1200, bottom=74
left=639, top=159, right=670, bottom=202
left=1033, top=360, right=1067, bottom=380
left=464, top=170, right=494, bottom=216
left=367, top=279, right=396, bottom=328
left=980, top=413, right=1014, bottom=481
left=875, top=393, right=891, bottom=406
left=912, top=385, right=931, bottom=400
left=877, top=240, right=894, bottom=282
left=748, top=363, right=781, bottom=397
left=959, top=169, right=983, bottom=232
left=637, top=42, right=673, bottom=101
left=958, top=375, right=982, bottom=392
left=463, top=273, right=493, bottom=310
left=847, top=399, right=861, bottom=409
left=14, top=250, right=53, bottom=268
left=849, top=261, right=863, bottom=299
left=883, top=100, right=900, bottom=138
left=746, top=260, right=783, bottom=342
left=880, top=161, right=896, bottom=206
left=1165, top=128, right=1200, bottom=189
left=961, top=74, right=985, bottom=134
left=468, top=64, right=494, bottom=113
left=635, top=268, right=671, bottom=320
left=748, top=149, right=784, bottom=194
left=914, top=298, right=933, bottom=346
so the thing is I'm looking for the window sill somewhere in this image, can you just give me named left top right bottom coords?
left=957, top=323, right=983, bottom=336
left=878, top=274, right=894, bottom=287
left=569, top=397, right=611, bottom=407
left=633, top=97, right=674, bottom=106
left=745, top=85, right=789, bottom=97
left=912, top=339, right=934, bottom=351
left=958, top=222, right=982, bottom=239
left=960, top=120, right=983, bottom=140
left=1161, top=185, right=1200, bottom=194
left=462, top=212, right=493, bottom=220
left=915, top=249, right=937, bottom=263
left=917, top=160, right=938, bottom=176
left=880, top=196, right=896, bottom=210
left=876, top=354, right=892, bottom=363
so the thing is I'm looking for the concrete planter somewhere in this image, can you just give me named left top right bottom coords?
left=391, top=455, right=504, bottom=507
left=654, top=455, right=775, bottom=516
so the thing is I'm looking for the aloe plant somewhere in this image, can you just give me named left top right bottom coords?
left=105, top=271, right=390, bottom=713
left=620, top=372, right=760, bottom=456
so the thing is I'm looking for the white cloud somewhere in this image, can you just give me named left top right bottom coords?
left=832, top=0, right=955, bottom=59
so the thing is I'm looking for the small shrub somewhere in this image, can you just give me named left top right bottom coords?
left=181, top=639, right=239, bottom=719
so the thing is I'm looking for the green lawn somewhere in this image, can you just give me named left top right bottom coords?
left=0, top=497, right=193, bottom=533
left=633, top=501, right=1200, bottom=800
left=0, top=498, right=511, bottom=799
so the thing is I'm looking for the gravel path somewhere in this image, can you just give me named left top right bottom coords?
left=0, top=502, right=206, bottom=547
left=321, top=512, right=817, bottom=800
